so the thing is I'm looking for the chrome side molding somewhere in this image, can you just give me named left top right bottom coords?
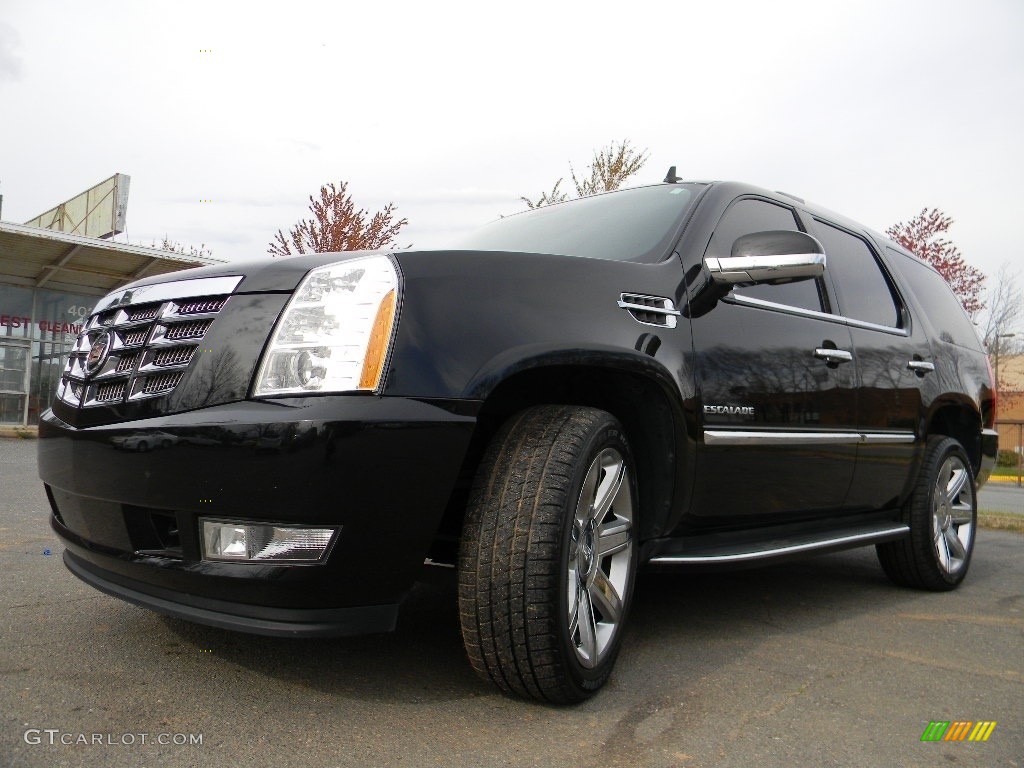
left=704, top=430, right=916, bottom=446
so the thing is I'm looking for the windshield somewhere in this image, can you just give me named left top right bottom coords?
left=453, top=184, right=702, bottom=263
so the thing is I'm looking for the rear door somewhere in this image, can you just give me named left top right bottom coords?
left=807, top=219, right=929, bottom=511
left=687, top=197, right=857, bottom=524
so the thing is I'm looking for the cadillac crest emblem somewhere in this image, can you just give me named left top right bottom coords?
left=85, top=331, right=112, bottom=376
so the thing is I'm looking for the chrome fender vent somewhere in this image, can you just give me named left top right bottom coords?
left=617, top=293, right=680, bottom=329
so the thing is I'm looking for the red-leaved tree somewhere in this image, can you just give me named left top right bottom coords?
left=269, top=181, right=407, bottom=257
left=886, top=208, right=985, bottom=315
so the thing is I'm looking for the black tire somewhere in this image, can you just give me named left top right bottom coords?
left=458, top=405, right=638, bottom=703
left=876, top=436, right=977, bottom=591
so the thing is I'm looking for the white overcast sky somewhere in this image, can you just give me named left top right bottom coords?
left=1, top=0, right=1022, bottom=281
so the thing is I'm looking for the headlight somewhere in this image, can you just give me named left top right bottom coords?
left=253, top=255, right=400, bottom=396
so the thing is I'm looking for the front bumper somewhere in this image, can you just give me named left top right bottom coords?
left=39, top=396, right=476, bottom=637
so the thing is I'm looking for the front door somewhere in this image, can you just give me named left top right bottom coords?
left=686, top=197, right=857, bottom=524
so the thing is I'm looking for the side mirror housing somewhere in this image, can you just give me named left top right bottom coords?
left=705, top=230, right=826, bottom=286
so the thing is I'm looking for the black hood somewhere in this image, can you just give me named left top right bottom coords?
left=117, top=249, right=394, bottom=295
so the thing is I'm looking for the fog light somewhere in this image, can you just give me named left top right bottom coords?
left=200, top=519, right=340, bottom=563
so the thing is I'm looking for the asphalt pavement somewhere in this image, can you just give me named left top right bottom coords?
left=1, top=437, right=1021, bottom=768
left=980, top=480, right=1024, bottom=515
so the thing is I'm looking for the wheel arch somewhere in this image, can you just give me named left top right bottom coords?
left=446, top=357, right=692, bottom=550
left=924, top=397, right=983, bottom=476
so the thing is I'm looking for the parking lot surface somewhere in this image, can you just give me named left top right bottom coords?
left=980, top=480, right=1024, bottom=515
left=1, top=437, right=1021, bottom=767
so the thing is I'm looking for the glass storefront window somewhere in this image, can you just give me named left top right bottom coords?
left=0, top=284, right=34, bottom=424
left=35, top=288, right=93, bottom=342
left=0, top=343, right=28, bottom=390
left=0, top=284, right=34, bottom=340
left=31, top=289, right=97, bottom=423
left=1, top=338, right=30, bottom=425
left=0, top=394, right=26, bottom=424
left=1, top=282, right=106, bottom=425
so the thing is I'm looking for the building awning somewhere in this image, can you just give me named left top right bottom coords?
left=0, top=221, right=224, bottom=297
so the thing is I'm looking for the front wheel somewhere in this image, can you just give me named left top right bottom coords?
left=877, top=436, right=977, bottom=591
left=458, top=405, right=638, bottom=703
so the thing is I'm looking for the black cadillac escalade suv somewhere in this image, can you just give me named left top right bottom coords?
left=38, top=177, right=998, bottom=703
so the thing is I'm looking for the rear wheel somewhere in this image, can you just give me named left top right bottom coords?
left=877, top=436, right=977, bottom=591
left=458, top=405, right=638, bottom=703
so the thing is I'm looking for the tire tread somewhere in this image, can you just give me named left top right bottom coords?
left=876, top=436, right=976, bottom=592
left=458, top=405, right=626, bottom=703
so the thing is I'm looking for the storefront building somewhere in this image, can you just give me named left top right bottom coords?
left=0, top=222, right=221, bottom=426
left=996, top=355, right=1023, bottom=462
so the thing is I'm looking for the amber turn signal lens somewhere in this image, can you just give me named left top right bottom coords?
left=359, top=289, right=397, bottom=390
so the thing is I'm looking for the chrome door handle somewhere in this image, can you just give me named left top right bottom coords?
left=907, top=360, right=935, bottom=374
left=814, top=348, right=853, bottom=364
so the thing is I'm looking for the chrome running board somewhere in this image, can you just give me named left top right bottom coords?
left=647, top=522, right=909, bottom=565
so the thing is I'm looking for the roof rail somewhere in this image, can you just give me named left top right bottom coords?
left=775, top=190, right=805, bottom=203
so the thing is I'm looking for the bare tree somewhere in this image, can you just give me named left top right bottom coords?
left=521, top=180, right=569, bottom=210
left=521, top=140, right=649, bottom=210
left=977, top=264, right=1023, bottom=353
left=569, top=140, right=650, bottom=197
left=886, top=208, right=985, bottom=315
left=156, top=236, right=213, bottom=260
left=269, top=181, right=407, bottom=257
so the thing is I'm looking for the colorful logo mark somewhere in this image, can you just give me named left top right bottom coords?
left=920, top=721, right=996, bottom=742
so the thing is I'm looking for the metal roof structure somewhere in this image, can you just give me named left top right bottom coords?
left=0, top=220, right=224, bottom=296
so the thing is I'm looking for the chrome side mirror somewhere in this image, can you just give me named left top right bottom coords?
left=705, top=230, right=826, bottom=286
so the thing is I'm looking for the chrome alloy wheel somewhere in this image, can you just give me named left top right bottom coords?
left=567, top=447, right=634, bottom=669
left=931, top=454, right=975, bottom=576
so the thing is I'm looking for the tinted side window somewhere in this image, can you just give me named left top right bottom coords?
left=888, top=247, right=982, bottom=350
left=810, top=220, right=901, bottom=328
left=708, top=199, right=824, bottom=312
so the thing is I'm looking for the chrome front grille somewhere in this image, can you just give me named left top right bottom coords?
left=178, top=298, right=226, bottom=315
left=142, top=372, right=182, bottom=394
left=126, top=306, right=160, bottom=322
left=165, top=320, right=211, bottom=341
left=152, top=347, right=194, bottom=367
left=115, top=352, right=140, bottom=373
left=120, top=328, right=150, bottom=346
left=57, top=294, right=229, bottom=408
left=96, top=381, right=127, bottom=402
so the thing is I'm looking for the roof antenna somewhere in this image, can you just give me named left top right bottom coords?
left=664, top=166, right=680, bottom=183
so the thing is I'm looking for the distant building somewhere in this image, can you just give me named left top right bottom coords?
left=0, top=222, right=221, bottom=426
left=996, top=353, right=1024, bottom=457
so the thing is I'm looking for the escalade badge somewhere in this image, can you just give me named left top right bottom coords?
left=85, top=332, right=112, bottom=376
left=704, top=404, right=755, bottom=416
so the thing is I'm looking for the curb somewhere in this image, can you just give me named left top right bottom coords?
left=987, top=474, right=1023, bottom=485
left=0, top=426, right=38, bottom=439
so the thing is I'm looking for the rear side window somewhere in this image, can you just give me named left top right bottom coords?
left=708, top=198, right=825, bottom=312
left=887, top=247, right=983, bottom=350
left=810, top=220, right=902, bottom=328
